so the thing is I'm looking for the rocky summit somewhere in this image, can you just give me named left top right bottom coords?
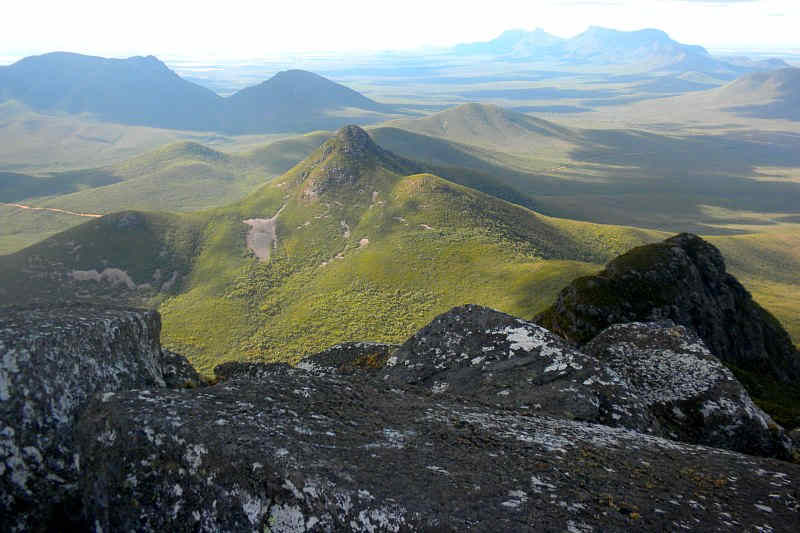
left=2, top=301, right=800, bottom=532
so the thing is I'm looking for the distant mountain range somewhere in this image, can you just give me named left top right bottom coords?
left=453, top=26, right=789, bottom=75
left=0, top=28, right=790, bottom=134
left=0, top=52, right=389, bottom=133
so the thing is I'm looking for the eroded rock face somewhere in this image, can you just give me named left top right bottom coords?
left=536, top=233, right=800, bottom=384
left=0, top=304, right=166, bottom=532
left=76, top=369, right=800, bottom=533
left=584, top=321, right=793, bottom=459
left=380, top=305, right=650, bottom=431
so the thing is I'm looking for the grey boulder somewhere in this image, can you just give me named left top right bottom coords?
left=0, top=304, right=166, bottom=532
left=584, top=321, right=793, bottom=459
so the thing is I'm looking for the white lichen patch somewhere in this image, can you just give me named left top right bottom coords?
left=184, top=444, right=207, bottom=473
left=500, top=324, right=568, bottom=362
left=594, top=324, right=729, bottom=404
left=354, top=506, right=407, bottom=533
left=431, top=382, right=449, bottom=394
left=97, top=429, right=117, bottom=446
left=70, top=268, right=137, bottom=290
left=501, top=489, right=528, bottom=509
left=364, top=428, right=417, bottom=450
left=269, top=503, right=306, bottom=533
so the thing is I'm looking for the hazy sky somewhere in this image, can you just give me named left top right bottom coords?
left=2, top=0, right=798, bottom=62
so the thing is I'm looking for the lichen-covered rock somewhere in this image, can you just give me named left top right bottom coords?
left=584, top=321, right=793, bottom=459
left=0, top=304, right=168, bottom=532
left=380, top=305, right=651, bottom=431
left=76, top=370, right=800, bottom=532
left=214, top=361, right=293, bottom=381
left=162, top=349, right=206, bottom=389
left=535, top=233, right=800, bottom=385
left=297, top=342, right=398, bottom=375
left=214, top=343, right=398, bottom=382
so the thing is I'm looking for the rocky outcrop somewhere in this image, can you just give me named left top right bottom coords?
left=379, top=305, right=791, bottom=458
left=536, top=233, right=800, bottom=385
left=0, top=305, right=167, bottom=532
left=77, top=368, right=800, bottom=533
left=299, top=125, right=414, bottom=201
left=380, top=305, right=650, bottom=431
left=583, top=321, right=793, bottom=459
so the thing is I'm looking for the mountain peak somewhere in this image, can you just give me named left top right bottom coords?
left=577, top=26, right=673, bottom=45
left=269, top=69, right=327, bottom=84
left=332, top=124, right=377, bottom=154
left=287, top=125, right=412, bottom=202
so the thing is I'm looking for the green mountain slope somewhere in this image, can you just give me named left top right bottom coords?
left=0, top=126, right=662, bottom=374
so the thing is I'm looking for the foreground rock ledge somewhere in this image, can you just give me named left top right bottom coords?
left=0, top=305, right=168, bottom=531
left=78, top=369, right=800, bottom=532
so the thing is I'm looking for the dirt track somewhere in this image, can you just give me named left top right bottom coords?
left=0, top=202, right=102, bottom=218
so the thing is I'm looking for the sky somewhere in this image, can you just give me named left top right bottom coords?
left=2, top=0, right=799, bottom=63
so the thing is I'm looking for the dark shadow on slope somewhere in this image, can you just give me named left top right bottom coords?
left=0, top=170, right=121, bottom=202
left=726, top=98, right=800, bottom=121
left=462, top=87, right=619, bottom=100
left=634, top=76, right=720, bottom=93
left=512, top=105, right=591, bottom=114
left=374, top=126, right=800, bottom=233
